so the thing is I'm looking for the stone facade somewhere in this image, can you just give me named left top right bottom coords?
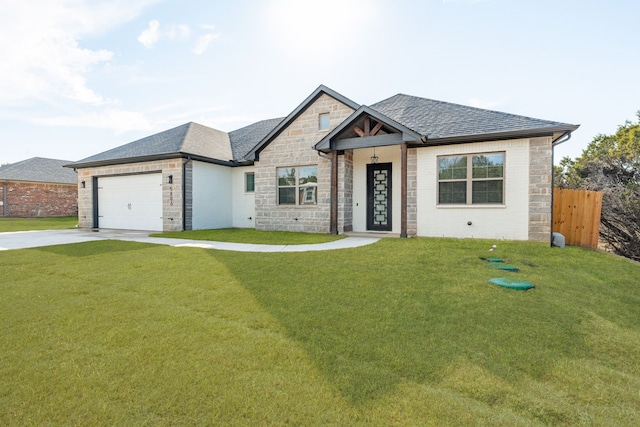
left=528, top=137, right=553, bottom=241
left=0, top=181, right=77, bottom=217
left=76, top=159, right=184, bottom=231
left=254, top=93, right=355, bottom=232
left=337, top=150, right=353, bottom=233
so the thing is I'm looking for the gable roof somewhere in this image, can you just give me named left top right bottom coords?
left=369, top=94, right=578, bottom=143
left=244, top=85, right=360, bottom=161
left=229, top=117, right=284, bottom=162
left=68, top=122, right=233, bottom=168
left=66, top=87, right=579, bottom=169
left=0, top=157, right=77, bottom=184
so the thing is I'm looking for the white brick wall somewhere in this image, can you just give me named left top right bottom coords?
left=416, top=139, right=530, bottom=240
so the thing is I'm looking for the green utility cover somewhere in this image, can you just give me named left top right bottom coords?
left=489, top=278, right=535, bottom=291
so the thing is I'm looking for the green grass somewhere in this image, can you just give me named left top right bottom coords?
left=1, top=238, right=639, bottom=425
left=152, top=227, right=346, bottom=244
left=0, top=216, right=78, bottom=232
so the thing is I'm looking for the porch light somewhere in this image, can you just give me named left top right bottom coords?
left=370, top=147, right=378, bottom=164
left=168, top=175, right=173, bottom=184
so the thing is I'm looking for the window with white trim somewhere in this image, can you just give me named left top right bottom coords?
left=277, top=166, right=318, bottom=205
left=245, top=172, right=255, bottom=192
left=438, top=152, right=504, bottom=204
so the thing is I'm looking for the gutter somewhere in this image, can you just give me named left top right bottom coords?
left=549, top=130, right=573, bottom=246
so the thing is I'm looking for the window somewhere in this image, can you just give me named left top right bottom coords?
left=438, top=153, right=504, bottom=204
left=319, top=113, right=330, bottom=130
left=245, top=172, right=255, bottom=192
left=277, top=166, right=318, bottom=205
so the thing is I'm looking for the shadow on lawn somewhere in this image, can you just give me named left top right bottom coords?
left=35, top=240, right=152, bottom=258
left=211, top=239, right=587, bottom=405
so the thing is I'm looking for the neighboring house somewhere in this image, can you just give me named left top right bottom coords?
left=66, top=85, right=578, bottom=241
left=0, top=157, right=78, bottom=217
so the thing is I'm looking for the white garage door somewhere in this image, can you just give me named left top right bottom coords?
left=98, top=174, right=163, bottom=231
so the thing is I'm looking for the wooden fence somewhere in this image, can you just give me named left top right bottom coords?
left=553, top=188, right=603, bottom=248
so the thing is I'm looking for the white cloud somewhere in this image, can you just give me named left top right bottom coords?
left=192, top=32, right=220, bottom=55
left=138, top=20, right=161, bottom=48
left=0, top=0, right=159, bottom=106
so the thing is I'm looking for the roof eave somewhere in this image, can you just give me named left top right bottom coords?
left=66, top=152, right=240, bottom=169
left=413, top=125, right=580, bottom=147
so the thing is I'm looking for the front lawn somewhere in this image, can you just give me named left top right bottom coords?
left=1, top=238, right=639, bottom=425
left=152, top=227, right=346, bottom=244
left=0, top=216, right=78, bottom=232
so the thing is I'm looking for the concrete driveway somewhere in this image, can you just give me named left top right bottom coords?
left=0, top=229, right=380, bottom=252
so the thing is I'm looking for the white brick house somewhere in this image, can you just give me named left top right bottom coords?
left=66, top=85, right=578, bottom=241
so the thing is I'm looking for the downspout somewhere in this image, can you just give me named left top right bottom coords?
left=182, top=156, right=192, bottom=231
left=317, top=150, right=337, bottom=234
left=549, top=131, right=573, bottom=246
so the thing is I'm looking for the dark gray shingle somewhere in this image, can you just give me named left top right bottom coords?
left=0, top=157, right=77, bottom=184
left=72, top=122, right=231, bottom=166
left=229, top=117, right=284, bottom=161
left=370, top=94, right=574, bottom=139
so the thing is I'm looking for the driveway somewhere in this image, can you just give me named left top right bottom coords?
left=0, top=229, right=380, bottom=252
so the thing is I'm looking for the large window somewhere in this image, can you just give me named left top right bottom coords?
left=438, top=153, right=504, bottom=205
left=277, top=166, right=318, bottom=205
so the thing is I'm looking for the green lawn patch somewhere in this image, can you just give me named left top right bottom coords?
left=1, top=238, right=639, bottom=425
left=152, top=227, right=346, bottom=245
left=0, top=216, right=78, bottom=232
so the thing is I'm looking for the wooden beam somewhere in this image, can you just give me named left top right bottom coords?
left=335, top=133, right=404, bottom=150
left=364, top=116, right=371, bottom=136
left=371, top=122, right=383, bottom=136
left=330, top=150, right=339, bottom=235
left=400, top=142, right=407, bottom=238
left=353, top=126, right=364, bottom=137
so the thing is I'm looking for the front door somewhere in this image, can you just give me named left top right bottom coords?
left=367, top=163, right=392, bottom=231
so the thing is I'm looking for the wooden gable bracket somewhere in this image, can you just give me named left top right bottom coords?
left=353, top=116, right=384, bottom=137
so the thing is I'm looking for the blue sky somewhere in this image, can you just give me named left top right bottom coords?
left=1, top=0, right=638, bottom=165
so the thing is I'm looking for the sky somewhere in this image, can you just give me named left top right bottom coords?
left=1, top=0, right=639, bottom=165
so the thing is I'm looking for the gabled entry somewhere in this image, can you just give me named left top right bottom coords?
left=367, top=163, right=392, bottom=231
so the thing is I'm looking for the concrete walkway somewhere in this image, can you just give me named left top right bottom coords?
left=0, top=229, right=381, bottom=252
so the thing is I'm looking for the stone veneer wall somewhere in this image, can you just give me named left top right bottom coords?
left=406, top=148, right=418, bottom=237
left=76, top=158, right=185, bottom=231
left=254, top=93, right=355, bottom=233
left=528, top=137, right=553, bottom=241
left=338, top=150, right=353, bottom=232
left=0, top=181, right=77, bottom=217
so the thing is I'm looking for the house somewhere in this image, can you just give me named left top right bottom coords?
left=0, top=157, right=78, bottom=217
left=66, top=85, right=578, bottom=241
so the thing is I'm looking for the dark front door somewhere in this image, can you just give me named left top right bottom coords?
left=367, top=163, right=392, bottom=231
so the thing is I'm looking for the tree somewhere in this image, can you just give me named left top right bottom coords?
left=556, top=112, right=640, bottom=261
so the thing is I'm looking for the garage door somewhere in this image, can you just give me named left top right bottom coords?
left=98, top=174, right=163, bottom=231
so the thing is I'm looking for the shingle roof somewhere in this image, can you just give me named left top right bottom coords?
left=0, top=157, right=77, bottom=184
left=70, top=122, right=232, bottom=167
left=370, top=94, right=577, bottom=140
left=229, top=117, right=284, bottom=161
